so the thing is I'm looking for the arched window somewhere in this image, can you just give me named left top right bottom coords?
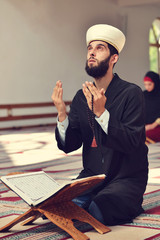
left=149, top=18, right=160, bottom=74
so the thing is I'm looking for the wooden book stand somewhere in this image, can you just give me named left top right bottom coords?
left=0, top=176, right=111, bottom=240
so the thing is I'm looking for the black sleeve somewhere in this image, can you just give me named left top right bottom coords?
left=103, top=86, right=146, bottom=153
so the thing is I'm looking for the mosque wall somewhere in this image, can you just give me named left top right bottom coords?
left=0, top=0, right=159, bottom=127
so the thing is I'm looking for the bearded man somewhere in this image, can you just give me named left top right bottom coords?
left=51, top=24, right=148, bottom=226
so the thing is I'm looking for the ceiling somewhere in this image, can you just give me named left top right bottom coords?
left=111, top=0, right=160, bottom=7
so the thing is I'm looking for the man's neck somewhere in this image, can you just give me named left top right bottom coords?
left=94, top=71, right=114, bottom=92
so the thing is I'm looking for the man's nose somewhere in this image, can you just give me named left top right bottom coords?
left=90, top=51, right=95, bottom=57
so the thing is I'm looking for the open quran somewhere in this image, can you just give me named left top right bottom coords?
left=1, top=171, right=106, bottom=207
left=0, top=171, right=111, bottom=239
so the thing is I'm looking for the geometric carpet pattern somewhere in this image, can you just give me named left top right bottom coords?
left=0, top=126, right=160, bottom=240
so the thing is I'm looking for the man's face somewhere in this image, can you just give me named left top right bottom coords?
left=85, top=41, right=111, bottom=78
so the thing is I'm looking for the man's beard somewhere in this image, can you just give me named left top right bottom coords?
left=85, top=56, right=111, bottom=79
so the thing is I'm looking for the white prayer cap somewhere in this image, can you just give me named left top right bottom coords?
left=86, top=24, right=126, bottom=53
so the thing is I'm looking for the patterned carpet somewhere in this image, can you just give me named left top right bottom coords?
left=0, top=126, right=160, bottom=240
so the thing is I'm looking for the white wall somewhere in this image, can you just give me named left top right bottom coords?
left=0, top=0, right=159, bottom=127
left=118, top=5, right=160, bottom=86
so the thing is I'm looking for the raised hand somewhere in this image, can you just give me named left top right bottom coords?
left=82, top=81, right=106, bottom=117
left=51, top=80, right=67, bottom=122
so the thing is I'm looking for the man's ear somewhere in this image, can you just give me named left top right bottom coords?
left=111, top=54, right=119, bottom=64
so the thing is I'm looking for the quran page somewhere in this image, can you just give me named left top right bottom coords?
left=1, top=171, right=106, bottom=206
left=1, top=171, right=62, bottom=206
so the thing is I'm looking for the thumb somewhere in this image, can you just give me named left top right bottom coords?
left=100, top=88, right=105, bottom=95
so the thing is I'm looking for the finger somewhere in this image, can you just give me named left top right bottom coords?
left=85, top=82, right=99, bottom=97
left=53, top=81, right=61, bottom=94
left=82, top=83, right=92, bottom=100
left=58, top=87, right=63, bottom=99
left=82, top=84, right=92, bottom=108
left=82, top=83, right=90, bottom=95
left=99, top=88, right=105, bottom=95
left=52, top=81, right=63, bottom=101
left=55, top=80, right=62, bottom=89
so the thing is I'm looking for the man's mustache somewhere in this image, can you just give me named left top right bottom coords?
left=89, top=57, right=97, bottom=60
left=88, top=57, right=99, bottom=64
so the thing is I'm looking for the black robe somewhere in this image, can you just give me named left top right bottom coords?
left=55, top=74, right=148, bottom=225
left=143, top=72, right=160, bottom=124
